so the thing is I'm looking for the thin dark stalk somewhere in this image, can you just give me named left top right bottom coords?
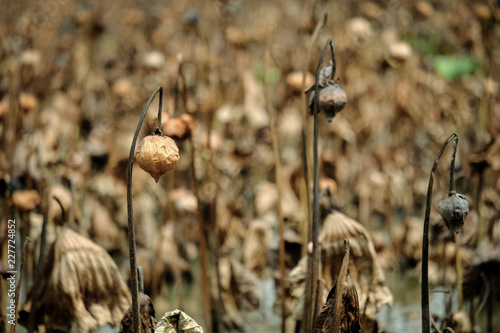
left=301, top=17, right=327, bottom=332
left=449, top=136, right=458, bottom=193
left=127, top=86, right=163, bottom=333
left=310, top=40, right=333, bottom=325
left=421, top=133, right=457, bottom=333
left=333, top=239, right=350, bottom=333
left=455, top=233, right=463, bottom=310
left=10, top=238, right=31, bottom=333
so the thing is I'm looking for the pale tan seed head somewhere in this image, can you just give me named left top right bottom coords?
left=135, top=135, right=180, bottom=182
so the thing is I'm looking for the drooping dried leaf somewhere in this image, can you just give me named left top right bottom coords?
left=318, top=211, right=393, bottom=322
left=26, top=227, right=131, bottom=332
left=286, top=211, right=392, bottom=329
left=119, top=292, right=157, bottom=333
left=313, top=275, right=361, bottom=333
left=155, top=309, right=203, bottom=333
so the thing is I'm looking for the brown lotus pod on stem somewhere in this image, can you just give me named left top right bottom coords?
left=135, top=134, right=179, bottom=182
left=307, top=45, right=348, bottom=122
left=309, top=83, right=348, bottom=122
left=127, top=86, right=169, bottom=333
left=438, top=191, right=470, bottom=234
left=421, top=133, right=470, bottom=333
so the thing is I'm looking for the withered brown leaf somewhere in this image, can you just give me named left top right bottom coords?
left=26, top=227, right=131, bottom=332
left=119, top=292, right=157, bottom=333
left=313, top=275, right=361, bottom=333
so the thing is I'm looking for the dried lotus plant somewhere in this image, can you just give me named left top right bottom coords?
left=127, top=86, right=180, bottom=333
left=304, top=37, right=350, bottom=331
left=22, top=227, right=131, bottom=332
left=421, top=134, right=470, bottom=333
left=318, top=211, right=392, bottom=330
left=285, top=211, right=392, bottom=331
left=313, top=240, right=361, bottom=333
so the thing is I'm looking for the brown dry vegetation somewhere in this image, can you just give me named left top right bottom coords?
left=0, top=0, right=499, bottom=332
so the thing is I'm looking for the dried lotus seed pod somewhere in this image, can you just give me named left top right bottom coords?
left=309, top=84, right=348, bottom=122
left=135, top=135, right=180, bottom=182
left=438, top=191, right=470, bottom=234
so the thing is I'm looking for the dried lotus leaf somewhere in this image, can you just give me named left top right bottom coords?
left=119, top=292, right=157, bottom=333
left=286, top=211, right=392, bottom=329
left=318, top=211, right=393, bottom=322
left=32, top=227, right=131, bottom=332
left=313, top=275, right=361, bottom=333
left=155, top=309, right=203, bottom=333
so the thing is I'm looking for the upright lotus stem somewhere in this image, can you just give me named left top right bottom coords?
left=301, top=15, right=327, bottom=332
left=455, top=233, right=463, bottom=309
left=127, top=86, right=163, bottom=333
left=448, top=137, right=464, bottom=310
left=421, top=133, right=458, bottom=333
left=309, top=39, right=335, bottom=325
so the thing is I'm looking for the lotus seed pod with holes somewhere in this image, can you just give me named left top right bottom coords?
left=135, top=135, right=180, bottom=182
left=438, top=191, right=470, bottom=234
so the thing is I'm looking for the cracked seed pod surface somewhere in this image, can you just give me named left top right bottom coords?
left=135, top=134, right=180, bottom=182
left=438, top=191, right=470, bottom=233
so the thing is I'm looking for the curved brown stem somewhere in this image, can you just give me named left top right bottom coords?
left=127, top=86, right=163, bottom=333
left=422, top=133, right=457, bottom=333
